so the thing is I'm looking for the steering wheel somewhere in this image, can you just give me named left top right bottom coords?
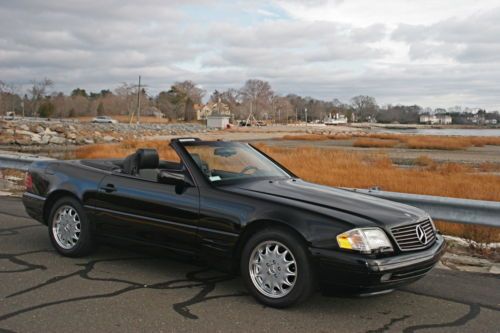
left=239, top=166, right=259, bottom=175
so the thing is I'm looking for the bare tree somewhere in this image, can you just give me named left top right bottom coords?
left=27, top=78, right=54, bottom=116
left=350, top=95, right=378, bottom=122
left=272, top=96, right=293, bottom=124
left=115, top=82, right=139, bottom=119
left=0, top=81, right=22, bottom=116
left=172, top=81, right=205, bottom=104
left=240, top=79, right=273, bottom=120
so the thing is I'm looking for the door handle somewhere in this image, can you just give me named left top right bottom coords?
left=100, top=184, right=116, bottom=193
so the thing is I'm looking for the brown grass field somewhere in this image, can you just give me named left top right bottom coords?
left=75, top=140, right=500, bottom=243
left=353, top=138, right=399, bottom=148
left=283, top=133, right=500, bottom=150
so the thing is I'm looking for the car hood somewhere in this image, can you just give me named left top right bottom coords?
left=229, top=178, right=426, bottom=227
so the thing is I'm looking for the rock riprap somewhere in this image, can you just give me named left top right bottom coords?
left=0, top=120, right=212, bottom=146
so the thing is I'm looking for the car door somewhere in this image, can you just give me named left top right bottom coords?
left=92, top=170, right=200, bottom=254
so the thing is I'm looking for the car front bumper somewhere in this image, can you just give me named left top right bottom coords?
left=310, top=234, right=446, bottom=292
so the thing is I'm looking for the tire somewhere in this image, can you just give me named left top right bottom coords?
left=47, top=197, right=95, bottom=257
left=240, top=227, right=315, bottom=308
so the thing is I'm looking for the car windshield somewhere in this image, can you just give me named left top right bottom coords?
left=181, top=141, right=291, bottom=184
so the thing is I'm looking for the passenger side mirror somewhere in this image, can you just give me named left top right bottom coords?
left=158, top=170, right=190, bottom=186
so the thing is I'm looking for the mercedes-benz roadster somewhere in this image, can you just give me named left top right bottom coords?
left=22, top=138, right=445, bottom=307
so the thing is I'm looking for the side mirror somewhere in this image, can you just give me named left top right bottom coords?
left=158, top=170, right=190, bottom=186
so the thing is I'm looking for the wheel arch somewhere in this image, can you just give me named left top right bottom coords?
left=232, top=219, right=310, bottom=272
left=43, top=190, right=81, bottom=224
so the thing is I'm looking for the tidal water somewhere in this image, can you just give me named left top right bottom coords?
left=384, top=128, right=500, bottom=137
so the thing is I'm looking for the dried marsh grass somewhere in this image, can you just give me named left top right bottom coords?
left=281, top=133, right=500, bottom=150
left=353, top=138, right=399, bottom=148
left=75, top=139, right=179, bottom=161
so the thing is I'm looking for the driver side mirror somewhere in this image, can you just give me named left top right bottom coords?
left=158, top=170, right=191, bottom=187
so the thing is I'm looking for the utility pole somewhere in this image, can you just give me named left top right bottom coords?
left=136, top=75, right=141, bottom=124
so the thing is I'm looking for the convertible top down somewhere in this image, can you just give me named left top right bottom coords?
left=22, top=138, right=445, bottom=307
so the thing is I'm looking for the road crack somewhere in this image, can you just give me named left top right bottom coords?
left=365, top=315, right=411, bottom=333
left=0, top=255, right=247, bottom=322
left=402, top=303, right=481, bottom=332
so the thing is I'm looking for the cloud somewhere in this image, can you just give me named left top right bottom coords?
left=0, top=0, right=498, bottom=109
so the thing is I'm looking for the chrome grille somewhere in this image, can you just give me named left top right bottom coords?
left=391, top=219, right=436, bottom=251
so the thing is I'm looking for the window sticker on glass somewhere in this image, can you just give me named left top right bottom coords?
left=209, top=176, right=222, bottom=182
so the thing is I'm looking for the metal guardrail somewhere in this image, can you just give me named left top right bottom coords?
left=1, top=153, right=499, bottom=227
left=346, top=188, right=500, bottom=228
left=0, top=152, right=54, bottom=171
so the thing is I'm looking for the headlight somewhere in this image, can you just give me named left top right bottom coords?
left=337, top=228, right=393, bottom=254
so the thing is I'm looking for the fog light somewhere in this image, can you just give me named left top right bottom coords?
left=380, top=273, right=392, bottom=282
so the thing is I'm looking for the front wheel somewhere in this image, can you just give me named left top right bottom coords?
left=48, top=197, right=96, bottom=257
left=241, top=228, right=315, bottom=308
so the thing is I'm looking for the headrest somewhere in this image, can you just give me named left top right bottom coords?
left=137, top=148, right=159, bottom=170
left=122, top=148, right=159, bottom=175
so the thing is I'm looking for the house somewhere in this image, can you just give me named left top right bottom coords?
left=324, top=113, right=348, bottom=125
left=419, top=114, right=452, bottom=125
left=197, top=101, right=231, bottom=120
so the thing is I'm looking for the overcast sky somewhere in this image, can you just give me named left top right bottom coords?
left=1, top=0, right=499, bottom=109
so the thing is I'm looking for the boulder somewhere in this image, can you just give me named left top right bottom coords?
left=49, top=136, right=66, bottom=144
left=15, top=135, right=32, bottom=145
left=0, top=135, right=15, bottom=144
left=103, top=135, right=114, bottom=142
left=53, top=126, right=65, bottom=133
left=41, top=135, right=50, bottom=145
left=0, top=121, right=12, bottom=129
left=33, top=125, right=45, bottom=134
left=83, top=138, right=95, bottom=145
left=66, top=132, right=77, bottom=140
left=19, top=124, right=30, bottom=131
left=30, top=134, right=42, bottom=144
left=44, top=127, right=57, bottom=135
left=14, top=129, right=35, bottom=136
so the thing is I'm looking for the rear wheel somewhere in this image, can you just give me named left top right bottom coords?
left=241, top=227, right=315, bottom=308
left=48, top=197, right=95, bottom=257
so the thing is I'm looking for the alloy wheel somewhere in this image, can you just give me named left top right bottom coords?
left=52, top=205, right=81, bottom=249
left=248, top=241, right=297, bottom=298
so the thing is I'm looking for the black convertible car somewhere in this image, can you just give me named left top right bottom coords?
left=22, top=138, right=445, bottom=307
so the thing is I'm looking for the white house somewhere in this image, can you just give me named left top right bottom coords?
left=419, top=114, right=452, bottom=125
left=197, top=102, right=231, bottom=120
left=324, top=113, right=348, bottom=125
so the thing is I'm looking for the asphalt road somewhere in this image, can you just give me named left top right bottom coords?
left=0, top=197, right=499, bottom=333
